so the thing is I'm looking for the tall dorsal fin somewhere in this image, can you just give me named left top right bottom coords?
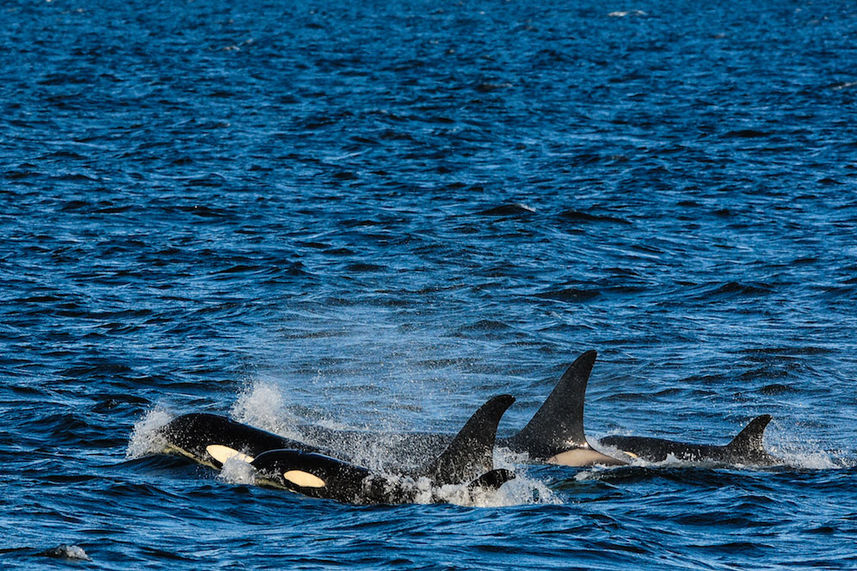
left=504, top=350, right=596, bottom=459
left=422, top=395, right=515, bottom=486
left=726, top=414, right=772, bottom=453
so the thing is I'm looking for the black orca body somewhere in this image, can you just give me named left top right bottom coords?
left=252, top=450, right=514, bottom=504
left=295, top=351, right=623, bottom=467
left=500, top=350, right=621, bottom=466
left=599, top=414, right=780, bottom=466
left=157, top=412, right=321, bottom=470
left=155, top=395, right=517, bottom=504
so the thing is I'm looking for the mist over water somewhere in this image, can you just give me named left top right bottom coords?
left=3, top=0, right=857, bottom=568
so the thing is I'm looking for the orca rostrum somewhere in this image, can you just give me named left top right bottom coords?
left=157, top=412, right=321, bottom=470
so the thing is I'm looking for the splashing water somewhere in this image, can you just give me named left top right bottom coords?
left=125, top=407, right=174, bottom=459
left=230, top=379, right=304, bottom=440
left=218, top=456, right=257, bottom=486
left=42, top=544, right=91, bottom=561
left=125, top=380, right=559, bottom=508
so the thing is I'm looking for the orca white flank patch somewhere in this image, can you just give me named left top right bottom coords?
left=546, top=448, right=624, bottom=466
left=206, top=444, right=254, bottom=465
left=283, top=470, right=326, bottom=488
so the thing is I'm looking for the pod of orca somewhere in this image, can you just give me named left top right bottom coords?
left=151, top=350, right=781, bottom=504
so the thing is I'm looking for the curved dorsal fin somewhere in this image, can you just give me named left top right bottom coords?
left=505, top=350, right=596, bottom=459
left=466, top=468, right=515, bottom=493
left=422, top=394, right=515, bottom=485
left=726, top=414, right=772, bottom=453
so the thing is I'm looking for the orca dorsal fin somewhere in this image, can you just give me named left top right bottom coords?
left=504, top=350, right=596, bottom=459
left=466, top=468, right=515, bottom=493
left=422, top=394, right=515, bottom=486
left=726, top=414, right=772, bottom=453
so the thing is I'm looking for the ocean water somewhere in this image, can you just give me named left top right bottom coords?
left=2, top=0, right=857, bottom=568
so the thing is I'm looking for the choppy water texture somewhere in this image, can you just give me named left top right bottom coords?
left=2, top=0, right=857, bottom=568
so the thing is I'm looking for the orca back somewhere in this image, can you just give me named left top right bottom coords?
left=159, top=413, right=319, bottom=468
left=600, top=415, right=778, bottom=466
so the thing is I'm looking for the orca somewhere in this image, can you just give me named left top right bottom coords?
left=500, top=350, right=622, bottom=466
left=295, top=350, right=624, bottom=467
left=251, top=450, right=514, bottom=504
left=155, top=395, right=517, bottom=504
left=599, top=414, right=780, bottom=466
left=157, top=412, right=321, bottom=470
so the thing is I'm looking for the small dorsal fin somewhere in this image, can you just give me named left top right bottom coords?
left=504, top=350, right=596, bottom=459
left=466, top=468, right=515, bottom=493
left=422, top=395, right=515, bottom=485
left=727, top=414, right=772, bottom=453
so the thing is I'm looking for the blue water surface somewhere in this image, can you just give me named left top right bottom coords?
left=2, top=0, right=857, bottom=568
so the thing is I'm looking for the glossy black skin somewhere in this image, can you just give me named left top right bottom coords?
left=158, top=413, right=322, bottom=469
left=251, top=449, right=515, bottom=504
left=599, top=415, right=780, bottom=466
left=155, top=395, right=517, bottom=504
left=252, top=450, right=372, bottom=502
left=599, top=436, right=753, bottom=464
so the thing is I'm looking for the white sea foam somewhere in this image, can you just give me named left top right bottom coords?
left=44, top=544, right=90, bottom=561
left=466, top=472, right=559, bottom=507
left=832, top=81, right=857, bottom=91
left=574, top=461, right=632, bottom=480
left=370, top=470, right=558, bottom=508
left=230, top=379, right=303, bottom=440
left=125, top=407, right=174, bottom=459
left=763, top=421, right=848, bottom=469
left=218, top=456, right=257, bottom=485
left=608, top=9, right=646, bottom=17
left=767, top=441, right=845, bottom=470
